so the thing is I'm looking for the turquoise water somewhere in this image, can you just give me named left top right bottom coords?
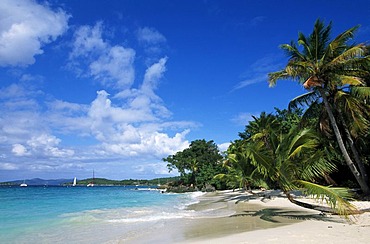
left=0, top=186, right=203, bottom=243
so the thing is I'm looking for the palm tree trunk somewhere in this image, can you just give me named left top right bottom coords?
left=285, top=191, right=359, bottom=215
left=318, top=88, right=370, bottom=195
left=323, top=173, right=337, bottom=185
left=337, top=112, right=368, bottom=183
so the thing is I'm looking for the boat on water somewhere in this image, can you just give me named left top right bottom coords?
left=87, top=170, right=94, bottom=187
left=72, top=177, right=77, bottom=186
left=20, top=180, right=27, bottom=187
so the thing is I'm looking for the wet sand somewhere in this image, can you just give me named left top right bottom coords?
left=124, top=190, right=334, bottom=243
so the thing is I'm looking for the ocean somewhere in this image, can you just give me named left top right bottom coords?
left=0, top=185, right=207, bottom=243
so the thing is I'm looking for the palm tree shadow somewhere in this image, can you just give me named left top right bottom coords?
left=230, top=208, right=335, bottom=223
left=213, top=190, right=285, bottom=206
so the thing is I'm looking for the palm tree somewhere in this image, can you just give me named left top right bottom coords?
left=246, top=124, right=355, bottom=215
left=215, top=141, right=268, bottom=191
left=268, top=19, right=370, bottom=195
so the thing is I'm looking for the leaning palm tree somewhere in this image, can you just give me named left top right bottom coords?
left=268, top=19, right=370, bottom=195
left=246, top=124, right=356, bottom=215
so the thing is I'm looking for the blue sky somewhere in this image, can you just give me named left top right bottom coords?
left=1, top=0, right=370, bottom=181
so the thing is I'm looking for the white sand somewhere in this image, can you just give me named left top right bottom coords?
left=187, top=190, right=370, bottom=244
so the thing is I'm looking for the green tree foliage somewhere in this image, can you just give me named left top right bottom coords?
left=221, top=109, right=355, bottom=215
left=215, top=140, right=268, bottom=191
left=268, top=19, right=370, bottom=195
left=163, top=139, right=224, bottom=189
left=220, top=109, right=304, bottom=191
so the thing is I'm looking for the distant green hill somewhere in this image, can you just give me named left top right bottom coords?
left=68, top=176, right=180, bottom=186
left=0, top=176, right=181, bottom=186
left=0, top=176, right=180, bottom=186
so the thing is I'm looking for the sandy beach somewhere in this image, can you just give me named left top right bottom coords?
left=186, top=190, right=370, bottom=244
left=126, top=190, right=370, bottom=244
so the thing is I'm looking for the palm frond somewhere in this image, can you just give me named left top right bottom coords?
left=352, top=87, right=370, bottom=100
left=330, top=44, right=366, bottom=66
left=299, top=150, right=337, bottom=180
left=323, top=25, right=358, bottom=63
left=285, top=61, right=314, bottom=78
left=247, top=144, right=276, bottom=178
left=338, top=75, right=365, bottom=86
left=298, top=33, right=313, bottom=59
left=308, top=19, right=332, bottom=61
left=280, top=42, right=306, bottom=61
left=335, top=91, right=370, bottom=135
left=288, top=91, right=319, bottom=110
left=296, top=180, right=356, bottom=216
left=286, top=128, right=318, bottom=159
left=330, top=25, right=359, bottom=49
left=268, top=70, right=291, bottom=87
left=213, top=173, right=227, bottom=180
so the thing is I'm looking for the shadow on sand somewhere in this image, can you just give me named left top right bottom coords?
left=230, top=208, right=332, bottom=223
left=203, top=190, right=343, bottom=223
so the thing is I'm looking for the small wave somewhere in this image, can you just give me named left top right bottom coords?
left=107, top=212, right=187, bottom=223
left=174, top=191, right=206, bottom=210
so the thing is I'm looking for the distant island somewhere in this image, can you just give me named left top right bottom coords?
left=0, top=176, right=180, bottom=187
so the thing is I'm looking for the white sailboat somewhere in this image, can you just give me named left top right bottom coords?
left=20, top=180, right=27, bottom=187
left=72, top=177, right=77, bottom=186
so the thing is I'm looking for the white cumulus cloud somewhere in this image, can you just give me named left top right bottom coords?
left=12, top=144, right=29, bottom=156
left=0, top=20, right=195, bottom=179
left=70, top=22, right=136, bottom=89
left=0, top=0, right=69, bottom=67
left=27, top=133, right=75, bottom=158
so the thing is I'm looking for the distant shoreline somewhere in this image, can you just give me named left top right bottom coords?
left=0, top=176, right=179, bottom=186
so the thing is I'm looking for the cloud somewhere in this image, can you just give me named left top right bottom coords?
left=142, top=57, right=168, bottom=93
left=0, top=84, right=76, bottom=160
left=79, top=58, right=192, bottom=159
left=136, top=27, right=167, bottom=59
left=45, top=100, right=91, bottom=135
left=100, top=129, right=190, bottom=158
left=69, top=22, right=107, bottom=58
left=114, top=58, right=172, bottom=119
left=0, top=61, right=191, bottom=166
left=137, top=27, right=166, bottom=45
left=132, top=162, right=174, bottom=176
left=218, top=142, right=230, bottom=153
left=0, top=0, right=69, bottom=67
left=12, top=144, right=29, bottom=156
left=10, top=133, right=75, bottom=158
left=0, top=163, right=19, bottom=170
left=250, top=16, right=266, bottom=26
left=87, top=89, right=190, bottom=157
left=0, top=20, right=193, bottom=180
left=231, top=112, right=256, bottom=126
left=89, top=45, right=135, bottom=89
left=232, top=55, right=281, bottom=90
left=26, top=133, right=75, bottom=158
left=69, top=22, right=136, bottom=89
left=232, top=75, right=267, bottom=90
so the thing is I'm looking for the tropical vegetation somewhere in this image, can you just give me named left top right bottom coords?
left=163, top=139, right=225, bottom=190
left=163, top=19, right=370, bottom=215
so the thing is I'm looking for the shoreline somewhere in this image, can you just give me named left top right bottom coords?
left=126, top=189, right=370, bottom=243
left=187, top=190, right=370, bottom=244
